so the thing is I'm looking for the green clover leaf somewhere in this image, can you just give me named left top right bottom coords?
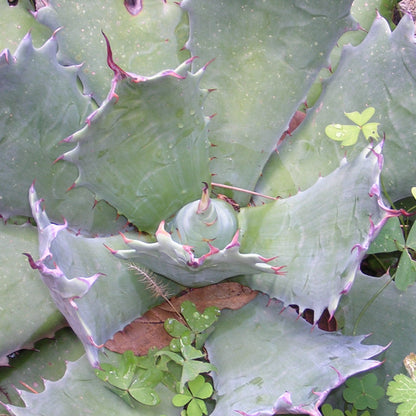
left=165, top=301, right=220, bottom=350
left=173, top=386, right=193, bottom=407
left=345, top=410, right=370, bottom=416
left=187, top=374, right=214, bottom=399
left=156, top=340, right=216, bottom=392
left=343, top=373, right=385, bottom=410
left=325, top=124, right=361, bottom=146
left=187, top=397, right=208, bottom=416
left=325, top=107, right=380, bottom=146
left=128, top=384, right=160, bottom=406
left=95, top=301, right=218, bottom=408
left=321, top=403, right=344, bottom=416
left=165, top=317, right=192, bottom=338
left=180, top=301, right=220, bottom=334
left=95, top=350, right=165, bottom=407
left=95, top=350, right=138, bottom=390
left=361, top=122, right=380, bottom=141
left=173, top=375, right=213, bottom=416
left=344, top=107, right=375, bottom=125
left=164, top=317, right=194, bottom=351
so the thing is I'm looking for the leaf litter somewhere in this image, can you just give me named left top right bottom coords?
left=104, top=282, right=258, bottom=355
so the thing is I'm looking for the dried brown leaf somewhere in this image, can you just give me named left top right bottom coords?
left=104, top=282, right=257, bottom=355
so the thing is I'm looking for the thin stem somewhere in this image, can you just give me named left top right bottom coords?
left=211, top=182, right=279, bottom=201
left=372, top=254, right=390, bottom=274
left=352, top=274, right=394, bottom=336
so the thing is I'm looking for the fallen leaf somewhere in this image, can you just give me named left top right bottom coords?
left=105, top=282, right=257, bottom=355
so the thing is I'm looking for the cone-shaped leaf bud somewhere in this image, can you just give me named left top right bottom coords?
left=168, top=183, right=238, bottom=257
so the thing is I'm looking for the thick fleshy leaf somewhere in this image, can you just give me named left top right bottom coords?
left=205, top=294, right=384, bottom=416
left=395, top=248, right=416, bottom=291
left=60, top=55, right=210, bottom=233
left=35, top=0, right=188, bottom=103
left=332, top=271, right=416, bottom=415
left=109, top=220, right=284, bottom=287
left=255, top=14, right=416, bottom=203
left=236, top=144, right=386, bottom=318
left=305, top=0, right=384, bottom=109
left=0, top=328, right=84, bottom=408
left=0, top=1, right=50, bottom=51
left=182, top=0, right=357, bottom=205
left=367, top=216, right=404, bottom=254
left=0, top=222, right=63, bottom=365
left=167, top=186, right=239, bottom=257
left=395, top=220, right=416, bottom=290
left=0, top=32, right=126, bottom=235
left=2, top=355, right=180, bottom=416
left=27, top=186, right=182, bottom=367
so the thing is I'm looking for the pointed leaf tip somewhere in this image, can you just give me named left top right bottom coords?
left=22, top=252, right=39, bottom=270
left=272, top=265, right=287, bottom=276
left=225, top=230, right=240, bottom=249
left=101, top=31, right=128, bottom=80
left=66, top=182, right=76, bottom=192
left=203, top=57, right=216, bottom=71
left=185, top=56, right=199, bottom=65
left=103, top=243, right=117, bottom=255
left=51, top=26, right=63, bottom=39
left=119, top=232, right=133, bottom=244
left=156, top=220, right=171, bottom=237
left=159, top=69, right=186, bottom=79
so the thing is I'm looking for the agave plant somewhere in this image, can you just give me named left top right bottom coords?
left=1, top=0, right=416, bottom=415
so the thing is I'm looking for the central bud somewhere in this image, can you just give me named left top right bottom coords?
left=167, top=183, right=238, bottom=257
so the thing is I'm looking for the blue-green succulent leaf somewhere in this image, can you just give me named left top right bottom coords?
left=205, top=294, right=385, bottom=416
left=255, top=14, right=416, bottom=203
left=237, top=143, right=388, bottom=319
left=60, top=39, right=210, bottom=233
left=333, top=271, right=416, bottom=415
left=2, top=355, right=178, bottom=416
left=35, top=0, right=188, bottom=103
left=0, top=1, right=50, bottom=51
left=0, top=30, right=127, bottom=235
left=109, top=219, right=285, bottom=287
left=182, top=0, right=357, bottom=205
left=27, top=185, right=181, bottom=367
left=0, top=222, right=64, bottom=365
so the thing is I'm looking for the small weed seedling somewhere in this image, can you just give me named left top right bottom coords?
left=321, top=373, right=384, bottom=416
left=342, top=373, right=385, bottom=411
left=172, top=374, right=214, bottom=416
left=325, top=107, right=380, bottom=146
left=157, top=300, right=219, bottom=392
left=95, top=300, right=220, bottom=414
